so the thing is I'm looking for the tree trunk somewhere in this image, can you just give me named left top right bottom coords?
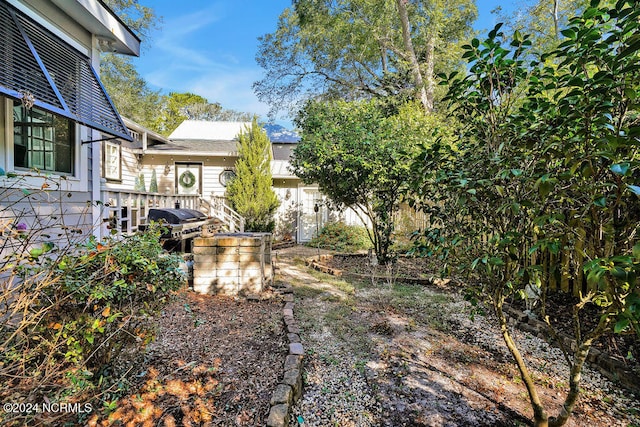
left=424, top=32, right=436, bottom=111
left=495, top=292, right=549, bottom=426
left=395, top=0, right=431, bottom=112
left=552, top=0, right=560, bottom=40
left=549, top=309, right=613, bottom=426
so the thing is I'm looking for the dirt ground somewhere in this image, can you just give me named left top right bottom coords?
left=326, top=253, right=639, bottom=366
left=93, top=245, right=639, bottom=426
left=277, top=246, right=640, bottom=427
left=90, top=292, right=287, bottom=426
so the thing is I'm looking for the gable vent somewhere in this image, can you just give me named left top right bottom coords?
left=0, top=1, right=132, bottom=141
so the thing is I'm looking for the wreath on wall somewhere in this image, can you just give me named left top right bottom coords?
left=179, top=170, right=196, bottom=188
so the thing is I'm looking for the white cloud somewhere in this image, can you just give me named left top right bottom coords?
left=153, top=3, right=226, bottom=68
left=137, top=2, right=292, bottom=125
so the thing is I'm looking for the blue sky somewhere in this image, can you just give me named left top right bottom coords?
left=132, top=0, right=519, bottom=128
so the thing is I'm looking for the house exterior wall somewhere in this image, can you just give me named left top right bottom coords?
left=1, top=1, right=139, bottom=250
left=129, top=154, right=238, bottom=198
left=108, top=120, right=372, bottom=242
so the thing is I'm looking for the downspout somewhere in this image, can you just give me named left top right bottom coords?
left=91, top=37, right=104, bottom=240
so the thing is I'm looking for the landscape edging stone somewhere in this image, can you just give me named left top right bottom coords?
left=266, top=287, right=305, bottom=427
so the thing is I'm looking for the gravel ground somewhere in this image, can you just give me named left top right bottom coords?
left=275, top=246, right=640, bottom=427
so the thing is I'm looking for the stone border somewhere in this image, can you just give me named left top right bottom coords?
left=267, top=282, right=304, bottom=427
left=308, top=254, right=640, bottom=393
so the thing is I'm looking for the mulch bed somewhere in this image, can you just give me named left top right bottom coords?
left=89, top=290, right=287, bottom=426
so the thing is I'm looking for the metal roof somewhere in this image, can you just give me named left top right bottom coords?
left=170, top=120, right=251, bottom=141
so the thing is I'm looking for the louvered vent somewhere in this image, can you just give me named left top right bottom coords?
left=0, top=1, right=131, bottom=141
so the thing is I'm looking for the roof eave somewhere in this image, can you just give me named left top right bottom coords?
left=51, top=0, right=140, bottom=56
left=142, top=149, right=239, bottom=157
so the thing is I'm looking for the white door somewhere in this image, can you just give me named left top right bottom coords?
left=298, top=188, right=326, bottom=242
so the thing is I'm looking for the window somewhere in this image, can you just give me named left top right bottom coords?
left=13, top=101, right=74, bottom=174
left=103, top=141, right=121, bottom=181
left=219, top=169, right=236, bottom=187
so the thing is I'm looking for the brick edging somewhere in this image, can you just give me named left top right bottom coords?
left=267, top=284, right=304, bottom=427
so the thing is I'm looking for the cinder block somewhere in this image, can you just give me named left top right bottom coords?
left=193, top=254, right=218, bottom=264
left=193, top=237, right=217, bottom=247
left=215, top=246, right=240, bottom=254
left=216, top=269, right=240, bottom=278
left=193, top=270, right=221, bottom=280
left=192, top=246, right=217, bottom=255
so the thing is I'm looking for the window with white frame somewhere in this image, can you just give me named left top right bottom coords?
left=103, top=141, right=121, bottom=181
left=13, top=100, right=74, bottom=174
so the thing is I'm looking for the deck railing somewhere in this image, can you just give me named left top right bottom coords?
left=210, top=196, right=245, bottom=233
left=101, top=189, right=245, bottom=235
left=101, top=189, right=202, bottom=235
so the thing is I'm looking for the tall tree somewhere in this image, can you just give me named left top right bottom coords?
left=101, top=0, right=162, bottom=130
left=492, top=0, right=590, bottom=54
left=100, top=53, right=162, bottom=130
left=155, top=92, right=254, bottom=136
left=226, top=118, right=280, bottom=232
left=254, top=0, right=476, bottom=119
left=292, top=99, right=442, bottom=263
left=411, top=1, right=640, bottom=425
left=396, top=0, right=430, bottom=110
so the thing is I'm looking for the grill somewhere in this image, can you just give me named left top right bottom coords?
left=142, top=208, right=216, bottom=252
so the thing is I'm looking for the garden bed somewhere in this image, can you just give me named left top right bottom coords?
left=88, top=290, right=287, bottom=426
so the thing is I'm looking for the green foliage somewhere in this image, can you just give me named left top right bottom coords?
left=151, top=92, right=254, bottom=136
left=134, top=172, right=146, bottom=192
left=226, top=118, right=280, bottom=232
left=102, top=0, right=159, bottom=41
left=410, top=1, right=640, bottom=424
left=149, top=168, right=158, bottom=193
left=491, top=0, right=591, bottom=55
left=309, top=222, right=372, bottom=252
left=0, top=174, right=184, bottom=425
left=255, top=0, right=477, bottom=119
left=100, top=53, right=163, bottom=131
left=99, top=1, right=163, bottom=131
left=293, top=99, right=442, bottom=264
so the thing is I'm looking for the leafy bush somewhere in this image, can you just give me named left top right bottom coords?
left=308, top=221, right=371, bottom=252
left=1, top=186, right=184, bottom=427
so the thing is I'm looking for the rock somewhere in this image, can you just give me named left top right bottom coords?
left=270, top=384, right=292, bottom=406
left=283, top=369, right=303, bottom=402
left=283, top=308, right=294, bottom=317
left=266, top=403, right=289, bottom=427
left=284, top=354, right=303, bottom=371
left=246, top=293, right=261, bottom=301
left=287, top=324, right=301, bottom=334
left=289, top=342, right=304, bottom=355
left=287, top=333, right=301, bottom=343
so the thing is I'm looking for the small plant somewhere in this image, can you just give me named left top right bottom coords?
left=308, top=221, right=372, bottom=253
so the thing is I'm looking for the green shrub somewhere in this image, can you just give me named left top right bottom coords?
left=0, top=221, right=184, bottom=426
left=308, top=221, right=372, bottom=252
